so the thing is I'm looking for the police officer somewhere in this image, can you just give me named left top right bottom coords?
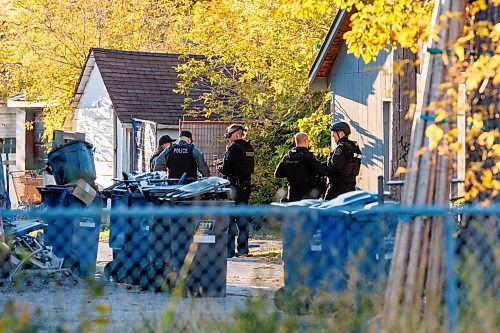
left=325, top=122, right=362, bottom=200
left=153, top=130, right=210, bottom=182
left=150, top=134, right=176, bottom=171
left=217, top=124, right=255, bottom=257
left=274, top=132, right=325, bottom=202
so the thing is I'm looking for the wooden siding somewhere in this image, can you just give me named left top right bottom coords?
left=0, top=104, right=17, bottom=138
left=329, top=44, right=393, bottom=192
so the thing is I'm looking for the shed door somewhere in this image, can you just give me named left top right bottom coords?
left=25, top=110, right=46, bottom=170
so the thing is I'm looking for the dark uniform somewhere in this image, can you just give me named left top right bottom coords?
left=274, top=147, right=325, bottom=202
left=218, top=138, right=255, bottom=257
left=153, top=140, right=210, bottom=181
left=149, top=135, right=176, bottom=171
left=325, top=136, right=361, bottom=200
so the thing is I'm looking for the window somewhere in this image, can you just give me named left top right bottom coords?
left=0, top=138, right=16, bottom=154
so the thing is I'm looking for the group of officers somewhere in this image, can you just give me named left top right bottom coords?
left=151, top=121, right=361, bottom=258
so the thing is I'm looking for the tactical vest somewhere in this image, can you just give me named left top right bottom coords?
left=166, top=143, right=197, bottom=179
left=283, top=149, right=313, bottom=188
left=340, top=141, right=361, bottom=178
left=232, top=140, right=255, bottom=179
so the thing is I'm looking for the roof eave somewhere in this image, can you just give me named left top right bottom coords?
left=72, top=49, right=95, bottom=108
left=308, top=9, right=347, bottom=87
left=308, top=77, right=330, bottom=91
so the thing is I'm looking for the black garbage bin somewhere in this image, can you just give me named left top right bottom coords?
left=142, top=179, right=233, bottom=297
left=105, top=190, right=153, bottom=284
left=169, top=200, right=232, bottom=297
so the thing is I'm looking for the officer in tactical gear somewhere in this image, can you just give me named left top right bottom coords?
left=217, top=124, right=255, bottom=257
left=325, top=121, right=362, bottom=200
left=150, top=134, right=176, bottom=171
left=153, top=130, right=210, bottom=182
left=274, top=132, right=325, bottom=202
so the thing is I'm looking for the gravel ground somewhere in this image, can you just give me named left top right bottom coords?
left=0, top=239, right=283, bottom=332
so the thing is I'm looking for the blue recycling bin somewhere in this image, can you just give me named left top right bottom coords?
left=38, top=186, right=102, bottom=278
left=349, top=201, right=399, bottom=284
left=47, top=141, right=96, bottom=185
left=314, top=191, right=378, bottom=293
left=317, top=191, right=399, bottom=294
left=276, top=199, right=324, bottom=295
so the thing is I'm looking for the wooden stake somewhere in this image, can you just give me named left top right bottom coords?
left=383, top=0, right=466, bottom=330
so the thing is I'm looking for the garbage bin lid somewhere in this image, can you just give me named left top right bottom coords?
left=351, top=200, right=399, bottom=215
left=48, top=140, right=93, bottom=156
left=271, top=199, right=323, bottom=207
left=314, top=190, right=377, bottom=210
left=159, top=177, right=230, bottom=200
left=177, top=177, right=230, bottom=192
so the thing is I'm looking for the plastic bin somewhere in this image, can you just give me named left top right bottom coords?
left=349, top=201, right=399, bottom=284
left=108, top=188, right=128, bottom=250
left=38, top=186, right=101, bottom=278
left=317, top=191, right=389, bottom=294
left=143, top=187, right=233, bottom=297
left=169, top=200, right=232, bottom=297
left=275, top=199, right=324, bottom=296
left=47, top=141, right=96, bottom=185
left=105, top=190, right=155, bottom=284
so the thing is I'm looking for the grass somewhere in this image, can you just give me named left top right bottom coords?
left=99, top=230, right=110, bottom=242
left=250, top=249, right=282, bottom=261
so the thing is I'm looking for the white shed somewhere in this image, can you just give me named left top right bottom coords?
left=69, top=48, right=206, bottom=189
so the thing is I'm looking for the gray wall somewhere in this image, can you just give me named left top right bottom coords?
left=329, top=44, right=393, bottom=192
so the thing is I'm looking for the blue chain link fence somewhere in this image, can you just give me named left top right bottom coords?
left=0, top=197, right=498, bottom=332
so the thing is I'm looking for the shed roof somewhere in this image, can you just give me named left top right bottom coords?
left=308, top=9, right=355, bottom=90
left=73, top=48, right=206, bottom=125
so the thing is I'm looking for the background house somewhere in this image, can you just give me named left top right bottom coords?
left=309, top=10, right=465, bottom=196
left=68, top=48, right=208, bottom=189
left=1, top=95, right=48, bottom=206
left=309, top=9, right=394, bottom=193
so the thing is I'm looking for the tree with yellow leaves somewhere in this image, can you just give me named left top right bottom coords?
left=1, top=0, right=336, bottom=203
left=0, top=0, right=193, bottom=138
left=174, top=0, right=336, bottom=202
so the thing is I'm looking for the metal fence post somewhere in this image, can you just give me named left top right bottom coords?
left=444, top=213, right=458, bottom=333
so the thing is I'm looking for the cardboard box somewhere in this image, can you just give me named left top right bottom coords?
left=71, top=178, right=97, bottom=206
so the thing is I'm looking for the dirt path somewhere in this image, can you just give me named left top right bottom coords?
left=0, top=239, right=283, bottom=332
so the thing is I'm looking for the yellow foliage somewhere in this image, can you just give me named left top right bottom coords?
left=1, top=0, right=194, bottom=139
left=176, top=0, right=335, bottom=120
left=277, top=0, right=433, bottom=63
left=297, top=98, right=331, bottom=157
left=415, top=147, right=428, bottom=156
left=425, top=124, right=444, bottom=150
left=95, top=303, right=110, bottom=314
left=394, top=166, right=407, bottom=177
left=477, top=131, right=497, bottom=149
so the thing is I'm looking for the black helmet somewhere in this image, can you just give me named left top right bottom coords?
left=224, top=123, right=247, bottom=138
left=330, top=121, right=351, bottom=135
